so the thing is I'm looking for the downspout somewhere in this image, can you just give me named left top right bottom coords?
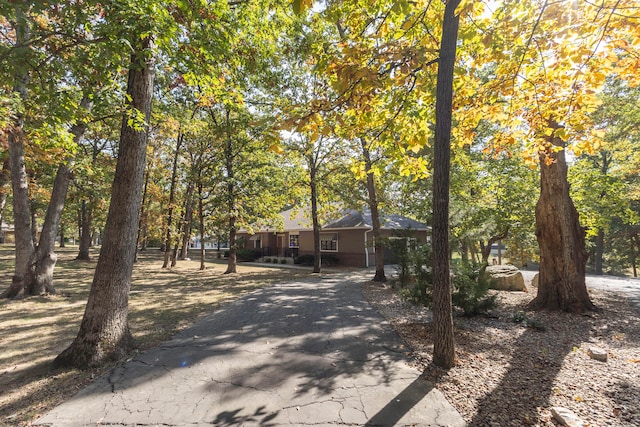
left=364, top=227, right=373, bottom=268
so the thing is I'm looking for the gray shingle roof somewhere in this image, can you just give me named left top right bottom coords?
left=323, top=208, right=429, bottom=230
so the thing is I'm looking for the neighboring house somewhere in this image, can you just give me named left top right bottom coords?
left=236, top=208, right=430, bottom=267
left=1, top=222, right=15, bottom=244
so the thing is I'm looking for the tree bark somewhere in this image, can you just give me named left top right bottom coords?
left=54, top=36, right=155, bottom=368
left=198, top=180, right=206, bottom=270
left=23, top=162, right=75, bottom=295
left=431, top=0, right=460, bottom=369
left=360, top=139, right=386, bottom=282
left=162, top=131, right=184, bottom=268
left=3, top=10, right=34, bottom=299
left=528, top=126, right=594, bottom=313
left=179, top=182, right=194, bottom=260
left=135, top=168, right=150, bottom=262
left=0, top=160, right=10, bottom=240
left=594, top=228, right=604, bottom=275
left=224, top=115, right=237, bottom=274
left=76, top=199, right=93, bottom=260
left=309, top=155, right=321, bottom=274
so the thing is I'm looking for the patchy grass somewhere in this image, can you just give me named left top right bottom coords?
left=0, top=245, right=310, bottom=426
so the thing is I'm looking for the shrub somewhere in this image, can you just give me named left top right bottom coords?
left=293, top=253, right=339, bottom=266
left=264, top=258, right=272, bottom=263
left=398, top=243, right=433, bottom=307
left=394, top=242, right=497, bottom=316
left=236, top=248, right=261, bottom=262
left=294, top=254, right=315, bottom=266
left=512, top=310, right=546, bottom=331
left=451, top=264, right=498, bottom=316
left=280, top=258, right=287, bottom=264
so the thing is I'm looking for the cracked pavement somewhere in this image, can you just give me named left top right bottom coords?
left=35, top=270, right=464, bottom=426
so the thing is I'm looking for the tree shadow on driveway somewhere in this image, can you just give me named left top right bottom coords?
left=35, top=271, right=462, bottom=426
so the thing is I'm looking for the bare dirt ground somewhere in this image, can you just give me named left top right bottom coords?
left=0, top=246, right=309, bottom=426
left=363, top=275, right=640, bottom=427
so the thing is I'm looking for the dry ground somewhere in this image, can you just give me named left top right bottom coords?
left=0, top=246, right=309, bottom=426
left=2, top=245, right=639, bottom=427
left=363, top=278, right=640, bottom=427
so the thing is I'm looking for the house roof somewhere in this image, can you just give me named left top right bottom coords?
left=323, top=208, right=429, bottom=230
left=239, top=207, right=429, bottom=234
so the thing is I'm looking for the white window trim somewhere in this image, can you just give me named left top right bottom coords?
left=289, top=232, right=300, bottom=248
left=320, top=233, right=338, bottom=252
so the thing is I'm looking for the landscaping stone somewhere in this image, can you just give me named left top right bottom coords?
left=484, top=264, right=527, bottom=291
left=588, top=346, right=608, bottom=362
left=551, top=406, right=585, bottom=427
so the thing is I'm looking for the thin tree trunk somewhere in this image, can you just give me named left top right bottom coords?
left=59, top=226, right=65, bottom=248
left=54, top=35, right=155, bottom=368
left=309, top=156, right=321, bottom=274
left=528, top=125, right=594, bottom=313
left=594, top=228, right=604, bottom=275
left=431, top=0, right=460, bottom=369
left=224, top=116, right=237, bottom=274
left=198, top=181, right=206, bottom=270
left=135, top=167, right=150, bottom=262
left=77, top=199, right=92, bottom=260
left=162, top=131, right=184, bottom=268
left=179, top=182, right=194, bottom=260
left=361, top=138, right=386, bottom=282
left=0, top=160, right=10, bottom=238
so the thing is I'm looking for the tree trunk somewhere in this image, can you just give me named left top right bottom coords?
left=135, top=168, right=150, bottom=262
left=162, top=131, right=184, bottom=268
left=59, top=226, right=65, bottom=248
left=631, top=233, right=638, bottom=278
left=225, top=217, right=237, bottom=274
left=54, top=36, right=155, bottom=368
left=431, top=0, right=460, bottom=369
left=528, top=127, right=594, bottom=313
left=360, top=138, right=386, bottom=282
left=3, top=12, right=34, bottom=299
left=23, top=161, right=76, bottom=295
left=77, top=199, right=93, bottom=260
left=309, top=156, right=321, bottom=274
left=0, top=160, right=10, bottom=239
left=198, top=180, right=206, bottom=270
left=179, top=182, right=194, bottom=260
left=224, top=120, right=237, bottom=274
left=594, top=228, right=604, bottom=275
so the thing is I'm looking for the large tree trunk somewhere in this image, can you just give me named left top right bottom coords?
left=54, top=36, right=155, bottom=368
left=309, top=156, right=321, bottom=274
left=431, top=0, right=460, bottom=369
left=3, top=11, right=34, bottom=299
left=361, top=139, right=386, bottom=282
left=528, top=128, right=594, bottom=313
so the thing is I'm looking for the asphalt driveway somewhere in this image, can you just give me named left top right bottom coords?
left=35, top=270, right=464, bottom=426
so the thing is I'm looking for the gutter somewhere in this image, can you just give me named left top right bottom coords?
left=364, top=226, right=373, bottom=268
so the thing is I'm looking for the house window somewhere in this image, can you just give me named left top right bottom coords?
left=289, top=234, right=299, bottom=248
left=320, top=233, right=338, bottom=252
left=250, top=235, right=261, bottom=249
